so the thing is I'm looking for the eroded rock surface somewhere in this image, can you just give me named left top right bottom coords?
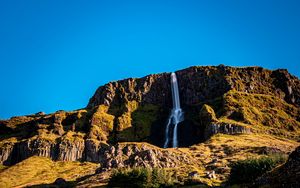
left=0, top=65, right=300, bottom=166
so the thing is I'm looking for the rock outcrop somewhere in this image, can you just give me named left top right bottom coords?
left=88, top=66, right=300, bottom=108
left=0, top=138, right=83, bottom=165
left=0, top=139, right=196, bottom=170
left=86, top=65, right=300, bottom=146
left=97, top=143, right=195, bottom=170
left=0, top=65, right=299, bottom=166
left=204, top=123, right=252, bottom=140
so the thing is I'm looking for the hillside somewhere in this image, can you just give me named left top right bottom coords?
left=254, top=145, right=300, bottom=187
left=0, top=65, right=299, bottom=187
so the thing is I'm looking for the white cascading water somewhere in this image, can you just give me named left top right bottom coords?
left=163, top=72, right=184, bottom=148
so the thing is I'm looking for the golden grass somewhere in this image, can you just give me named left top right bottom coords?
left=0, top=156, right=99, bottom=188
left=220, top=91, right=300, bottom=139
left=174, top=133, right=299, bottom=186
left=114, top=134, right=298, bottom=187
left=0, top=137, right=18, bottom=147
left=0, top=133, right=298, bottom=187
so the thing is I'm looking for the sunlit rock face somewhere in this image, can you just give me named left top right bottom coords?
left=0, top=65, right=300, bottom=165
left=88, top=65, right=300, bottom=108
left=88, top=65, right=300, bottom=145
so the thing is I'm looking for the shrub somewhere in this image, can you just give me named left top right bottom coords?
left=228, top=154, right=287, bottom=184
left=107, top=167, right=176, bottom=188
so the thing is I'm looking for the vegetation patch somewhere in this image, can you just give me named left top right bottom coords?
left=89, top=105, right=115, bottom=141
left=228, top=154, right=287, bottom=185
left=108, top=167, right=176, bottom=188
left=115, top=103, right=160, bottom=142
left=131, top=104, right=160, bottom=141
left=221, top=91, right=300, bottom=139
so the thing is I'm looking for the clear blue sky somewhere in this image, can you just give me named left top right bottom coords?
left=0, top=1, right=299, bottom=119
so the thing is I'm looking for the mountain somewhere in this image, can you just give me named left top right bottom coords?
left=0, top=65, right=299, bottom=187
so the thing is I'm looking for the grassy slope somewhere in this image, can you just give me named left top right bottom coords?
left=0, top=156, right=99, bottom=188
left=196, top=91, right=300, bottom=143
left=0, top=133, right=298, bottom=187
left=173, top=133, right=298, bottom=186
left=76, top=133, right=299, bottom=187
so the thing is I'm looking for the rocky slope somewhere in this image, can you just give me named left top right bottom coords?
left=0, top=134, right=298, bottom=187
left=254, top=145, right=300, bottom=187
left=0, top=65, right=299, bottom=186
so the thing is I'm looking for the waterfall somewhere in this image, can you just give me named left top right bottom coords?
left=164, top=72, right=184, bottom=148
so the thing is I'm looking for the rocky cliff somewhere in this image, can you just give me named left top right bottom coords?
left=0, top=65, right=300, bottom=166
left=87, top=65, right=300, bottom=144
left=88, top=65, right=300, bottom=108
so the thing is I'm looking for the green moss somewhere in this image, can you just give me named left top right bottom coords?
left=117, top=112, right=132, bottom=131
left=36, top=129, right=58, bottom=142
left=228, top=154, right=287, bottom=185
left=221, top=91, right=300, bottom=139
left=115, top=101, right=139, bottom=131
left=131, top=104, right=160, bottom=141
left=88, top=105, right=115, bottom=141
left=117, top=104, right=160, bottom=142
left=0, top=164, right=8, bottom=172
left=61, top=131, right=85, bottom=142
left=199, top=104, right=218, bottom=124
left=5, top=116, right=35, bottom=129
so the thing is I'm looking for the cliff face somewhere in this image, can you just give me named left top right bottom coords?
left=1, top=65, right=300, bottom=166
left=88, top=66, right=300, bottom=108
left=87, top=65, right=300, bottom=145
